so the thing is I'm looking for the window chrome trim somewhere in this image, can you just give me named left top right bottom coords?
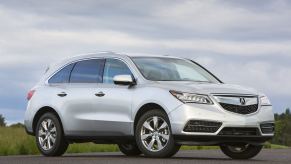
left=45, top=57, right=105, bottom=85
left=45, top=56, right=138, bottom=86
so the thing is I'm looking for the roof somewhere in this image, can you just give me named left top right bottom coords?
left=72, top=51, right=182, bottom=59
left=56, top=51, right=183, bottom=64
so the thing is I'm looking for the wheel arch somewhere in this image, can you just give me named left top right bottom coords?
left=133, top=103, right=168, bottom=134
left=32, top=106, right=64, bottom=135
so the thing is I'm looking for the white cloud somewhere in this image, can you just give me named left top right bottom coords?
left=234, top=61, right=291, bottom=96
left=0, top=0, right=290, bottom=122
left=2, top=27, right=291, bottom=68
left=154, top=0, right=291, bottom=36
left=160, top=39, right=291, bottom=56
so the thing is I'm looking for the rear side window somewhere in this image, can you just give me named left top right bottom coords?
left=70, top=59, right=104, bottom=83
left=48, top=63, right=74, bottom=83
left=103, top=59, right=132, bottom=84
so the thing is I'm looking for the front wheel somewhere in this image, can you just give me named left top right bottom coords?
left=220, top=144, right=263, bottom=159
left=35, top=113, right=68, bottom=156
left=135, top=110, right=180, bottom=158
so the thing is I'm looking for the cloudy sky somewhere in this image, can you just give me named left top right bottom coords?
left=0, top=0, right=291, bottom=124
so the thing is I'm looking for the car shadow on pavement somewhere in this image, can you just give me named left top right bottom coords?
left=44, top=154, right=266, bottom=162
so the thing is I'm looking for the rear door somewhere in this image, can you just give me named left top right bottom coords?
left=60, top=58, right=106, bottom=136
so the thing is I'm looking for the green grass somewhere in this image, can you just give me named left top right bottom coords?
left=263, top=142, right=289, bottom=149
left=0, top=127, right=119, bottom=156
left=0, top=127, right=289, bottom=156
left=0, top=127, right=39, bottom=155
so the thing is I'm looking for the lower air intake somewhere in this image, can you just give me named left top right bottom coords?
left=218, top=127, right=260, bottom=136
left=183, top=120, right=222, bottom=133
left=260, top=123, right=275, bottom=134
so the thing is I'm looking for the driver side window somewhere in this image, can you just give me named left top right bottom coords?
left=103, top=58, right=132, bottom=84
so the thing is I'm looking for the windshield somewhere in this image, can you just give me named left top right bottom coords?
left=131, top=57, right=221, bottom=83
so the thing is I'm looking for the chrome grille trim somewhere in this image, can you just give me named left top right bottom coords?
left=213, top=94, right=259, bottom=114
left=213, top=95, right=258, bottom=106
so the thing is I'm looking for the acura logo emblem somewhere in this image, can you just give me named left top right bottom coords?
left=240, top=97, right=246, bottom=105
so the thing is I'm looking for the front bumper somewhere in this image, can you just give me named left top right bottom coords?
left=168, top=103, right=274, bottom=145
left=173, top=135, right=273, bottom=145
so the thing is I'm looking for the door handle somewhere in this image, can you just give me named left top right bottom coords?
left=57, top=92, right=67, bottom=97
left=95, top=91, right=105, bottom=97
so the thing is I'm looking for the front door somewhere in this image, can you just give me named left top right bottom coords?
left=91, top=58, right=135, bottom=136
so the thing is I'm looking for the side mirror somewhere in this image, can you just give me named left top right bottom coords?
left=113, top=75, right=135, bottom=86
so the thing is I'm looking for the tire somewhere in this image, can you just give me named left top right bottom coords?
left=220, top=144, right=263, bottom=159
left=35, top=112, right=69, bottom=156
left=118, top=143, right=142, bottom=156
left=135, top=110, right=180, bottom=158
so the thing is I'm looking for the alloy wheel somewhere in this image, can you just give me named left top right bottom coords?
left=140, top=116, right=170, bottom=152
left=38, top=118, right=57, bottom=151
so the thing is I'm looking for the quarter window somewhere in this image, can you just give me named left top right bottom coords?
left=70, top=59, right=104, bottom=83
left=48, top=63, right=74, bottom=83
left=103, top=59, right=132, bottom=84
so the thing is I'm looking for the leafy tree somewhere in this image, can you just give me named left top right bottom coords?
left=272, top=108, right=291, bottom=146
left=276, top=114, right=280, bottom=120
left=0, top=114, right=6, bottom=127
left=286, top=108, right=290, bottom=116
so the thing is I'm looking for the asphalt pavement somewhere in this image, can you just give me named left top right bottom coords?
left=0, top=149, right=290, bottom=164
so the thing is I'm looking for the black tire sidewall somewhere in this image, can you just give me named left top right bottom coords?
left=135, top=110, right=180, bottom=158
left=118, top=143, right=142, bottom=156
left=220, top=144, right=263, bottom=159
left=35, top=112, right=67, bottom=156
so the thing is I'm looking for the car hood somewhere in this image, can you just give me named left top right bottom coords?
left=151, top=81, right=260, bottom=95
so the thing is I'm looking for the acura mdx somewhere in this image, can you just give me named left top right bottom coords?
left=24, top=52, right=274, bottom=159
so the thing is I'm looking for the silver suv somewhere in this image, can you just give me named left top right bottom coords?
left=25, top=52, right=274, bottom=159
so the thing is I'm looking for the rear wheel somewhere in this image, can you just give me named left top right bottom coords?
left=118, top=143, right=142, bottom=156
left=35, top=113, right=68, bottom=156
left=135, top=110, right=180, bottom=158
left=220, top=144, right=263, bottom=159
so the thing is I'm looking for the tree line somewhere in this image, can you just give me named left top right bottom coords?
left=0, top=114, right=6, bottom=127
left=273, top=108, right=291, bottom=146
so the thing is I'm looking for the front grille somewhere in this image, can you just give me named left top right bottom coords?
left=260, top=123, right=275, bottom=134
left=219, top=103, right=258, bottom=114
left=218, top=127, right=260, bottom=136
left=183, top=120, right=222, bottom=133
left=213, top=95, right=259, bottom=115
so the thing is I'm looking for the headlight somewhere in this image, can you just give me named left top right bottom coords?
left=170, top=90, right=213, bottom=104
left=260, top=96, right=271, bottom=106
